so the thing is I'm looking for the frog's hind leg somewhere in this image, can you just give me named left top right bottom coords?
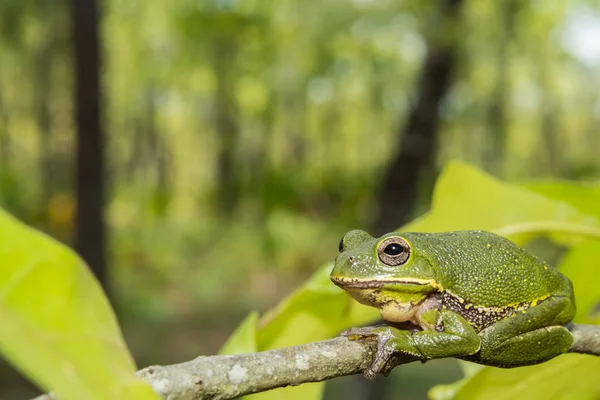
left=473, top=296, right=574, bottom=367
left=476, top=325, right=572, bottom=367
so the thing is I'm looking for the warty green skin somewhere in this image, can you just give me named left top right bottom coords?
left=331, top=229, right=576, bottom=378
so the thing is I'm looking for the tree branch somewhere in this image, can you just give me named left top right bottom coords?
left=569, top=323, right=600, bottom=356
left=32, top=324, right=600, bottom=400
left=136, top=324, right=599, bottom=400
left=136, top=336, right=418, bottom=400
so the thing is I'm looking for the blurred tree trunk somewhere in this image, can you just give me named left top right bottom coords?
left=36, top=39, right=54, bottom=209
left=125, top=101, right=154, bottom=185
left=0, top=98, right=10, bottom=169
left=154, top=134, right=171, bottom=217
left=125, top=117, right=145, bottom=183
left=122, top=87, right=171, bottom=214
left=257, top=86, right=277, bottom=214
left=145, top=87, right=171, bottom=215
left=214, top=38, right=241, bottom=217
left=540, top=99, right=560, bottom=176
left=537, top=52, right=562, bottom=177
left=72, top=0, right=107, bottom=288
left=483, top=0, right=517, bottom=174
left=371, top=0, right=464, bottom=235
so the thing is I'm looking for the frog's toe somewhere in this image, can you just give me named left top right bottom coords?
left=340, top=327, right=396, bottom=378
left=357, top=328, right=400, bottom=379
left=341, top=326, right=379, bottom=339
left=363, top=364, right=381, bottom=380
left=342, top=326, right=425, bottom=378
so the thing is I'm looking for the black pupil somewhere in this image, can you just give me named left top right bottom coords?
left=384, top=243, right=403, bottom=256
left=338, top=238, right=344, bottom=253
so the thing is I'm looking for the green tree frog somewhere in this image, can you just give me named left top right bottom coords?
left=331, top=230, right=576, bottom=378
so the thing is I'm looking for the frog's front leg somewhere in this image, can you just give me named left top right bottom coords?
left=342, top=309, right=480, bottom=379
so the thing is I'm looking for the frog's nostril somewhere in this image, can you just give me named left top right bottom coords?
left=348, top=256, right=355, bottom=263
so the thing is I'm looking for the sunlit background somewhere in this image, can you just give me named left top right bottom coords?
left=1, top=0, right=600, bottom=398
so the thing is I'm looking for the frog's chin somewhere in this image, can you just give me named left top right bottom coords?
left=341, top=287, right=429, bottom=323
left=330, top=276, right=436, bottom=323
left=346, top=291, right=427, bottom=325
left=346, top=289, right=425, bottom=323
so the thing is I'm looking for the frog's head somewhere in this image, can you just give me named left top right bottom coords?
left=330, top=230, right=441, bottom=323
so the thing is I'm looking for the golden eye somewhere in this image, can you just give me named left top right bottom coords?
left=377, top=237, right=410, bottom=266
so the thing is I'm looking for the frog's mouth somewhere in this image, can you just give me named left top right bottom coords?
left=330, top=276, right=434, bottom=289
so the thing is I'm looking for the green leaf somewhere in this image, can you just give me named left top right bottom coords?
left=516, top=181, right=600, bottom=323
left=405, top=162, right=599, bottom=244
left=523, top=181, right=600, bottom=220
left=219, top=311, right=259, bottom=355
left=451, top=355, right=600, bottom=400
left=429, top=378, right=468, bottom=400
left=556, top=239, right=600, bottom=324
left=0, top=210, right=158, bottom=400
left=428, top=361, right=484, bottom=400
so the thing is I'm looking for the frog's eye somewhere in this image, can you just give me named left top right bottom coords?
left=338, top=238, right=344, bottom=253
left=377, top=237, right=410, bottom=266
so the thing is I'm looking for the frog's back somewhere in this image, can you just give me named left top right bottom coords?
left=401, top=230, right=573, bottom=308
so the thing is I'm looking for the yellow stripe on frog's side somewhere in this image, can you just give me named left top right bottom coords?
left=442, top=289, right=553, bottom=331
left=444, top=289, right=551, bottom=312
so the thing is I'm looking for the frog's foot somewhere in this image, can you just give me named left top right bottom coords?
left=341, top=326, right=424, bottom=379
left=341, top=310, right=480, bottom=379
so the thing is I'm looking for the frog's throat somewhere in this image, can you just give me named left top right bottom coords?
left=330, top=276, right=441, bottom=323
